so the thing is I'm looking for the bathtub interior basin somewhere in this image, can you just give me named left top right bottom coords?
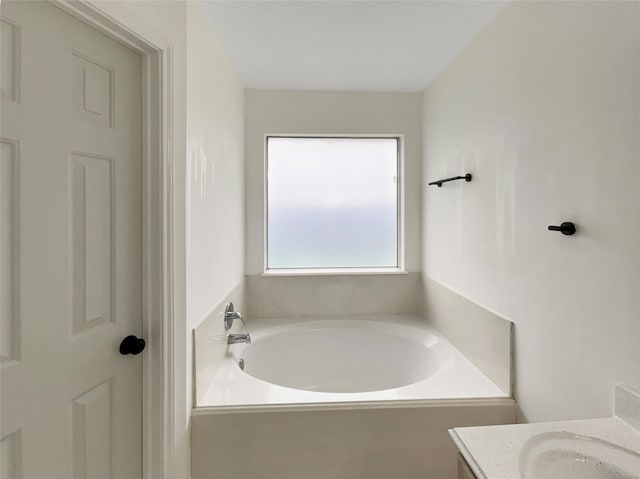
left=238, top=319, right=447, bottom=393
left=196, top=315, right=509, bottom=407
left=519, top=431, right=640, bottom=479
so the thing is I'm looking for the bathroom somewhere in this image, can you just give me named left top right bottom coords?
left=189, top=2, right=640, bottom=477
left=1, top=0, right=638, bottom=478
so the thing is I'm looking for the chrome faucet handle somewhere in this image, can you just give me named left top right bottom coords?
left=223, top=302, right=246, bottom=330
left=234, top=311, right=246, bottom=327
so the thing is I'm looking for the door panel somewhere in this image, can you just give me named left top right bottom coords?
left=1, top=138, right=19, bottom=363
left=1, top=16, right=20, bottom=102
left=70, top=151, right=114, bottom=336
left=72, top=379, right=114, bottom=479
left=1, top=1, right=143, bottom=478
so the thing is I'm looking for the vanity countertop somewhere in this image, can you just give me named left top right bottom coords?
left=450, top=416, right=640, bottom=479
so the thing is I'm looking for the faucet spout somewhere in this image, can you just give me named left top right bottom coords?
left=227, top=333, right=251, bottom=345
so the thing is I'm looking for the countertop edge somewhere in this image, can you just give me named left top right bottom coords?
left=448, top=428, right=488, bottom=479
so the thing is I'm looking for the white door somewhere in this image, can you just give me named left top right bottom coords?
left=1, top=1, right=143, bottom=478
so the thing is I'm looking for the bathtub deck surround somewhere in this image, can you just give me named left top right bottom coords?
left=193, top=281, right=247, bottom=406
left=449, top=384, right=640, bottom=479
left=616, top=384, right=640, bottom=431
left=246, top=273, right=423, bottom=319
left=192, top=314, right=515, bottom=478
left=192, top=400, right=516, bottom=479
left=423, top=278, right=513, bottom=397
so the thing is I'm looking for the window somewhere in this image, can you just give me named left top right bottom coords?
left=266, top=136, right=401, bottom=271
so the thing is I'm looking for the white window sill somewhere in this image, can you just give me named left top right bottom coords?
left=260, top=268, right=408, bottom=277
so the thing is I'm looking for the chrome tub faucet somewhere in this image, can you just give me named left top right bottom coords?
left=227, top=333, right=251, bottom=344
left=224, top=302, right=251, bottom=344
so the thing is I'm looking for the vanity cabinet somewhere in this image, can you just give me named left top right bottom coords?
left=457, top=454, right=478, bottom=479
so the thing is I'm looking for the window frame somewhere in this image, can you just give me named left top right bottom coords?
left=263, top=134, right=406, bottom=275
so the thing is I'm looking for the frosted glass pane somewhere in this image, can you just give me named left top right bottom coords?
left=267, top=137, right=398, bottom=268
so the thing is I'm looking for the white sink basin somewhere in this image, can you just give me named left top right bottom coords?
left=519, top=431, right=640, bottom=479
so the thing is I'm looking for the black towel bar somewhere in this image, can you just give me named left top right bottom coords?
left=428, top=173, right=472, bottom=187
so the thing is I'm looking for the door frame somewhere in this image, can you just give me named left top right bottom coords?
left=46, top=1, right=177, bottom=478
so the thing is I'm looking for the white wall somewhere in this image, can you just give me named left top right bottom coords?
left=186, top=0, right=245, bottom=467
left=422, top=0, right=640, bottom=422
left=187, top=3, right=245, bottom=324
left=244, top=91, right=423, bottom=316
left=88, top=2, right=189, bottom=476
left=246, top=90, right=423, bottom=276
left=89, top=2, right=246, bottom=477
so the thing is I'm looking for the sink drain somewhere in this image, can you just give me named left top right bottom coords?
left=238, top=358, right=245, bottom=370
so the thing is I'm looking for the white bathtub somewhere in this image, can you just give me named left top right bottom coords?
left=192, top=315, right=516, bottom=479
left=198, top=316, right=507, bottom=408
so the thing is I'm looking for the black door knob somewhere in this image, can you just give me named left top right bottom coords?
left=119, top=335, right=146, bottom=355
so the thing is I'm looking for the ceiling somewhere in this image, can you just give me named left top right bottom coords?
left=199, top=1, right=508, bottom=93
